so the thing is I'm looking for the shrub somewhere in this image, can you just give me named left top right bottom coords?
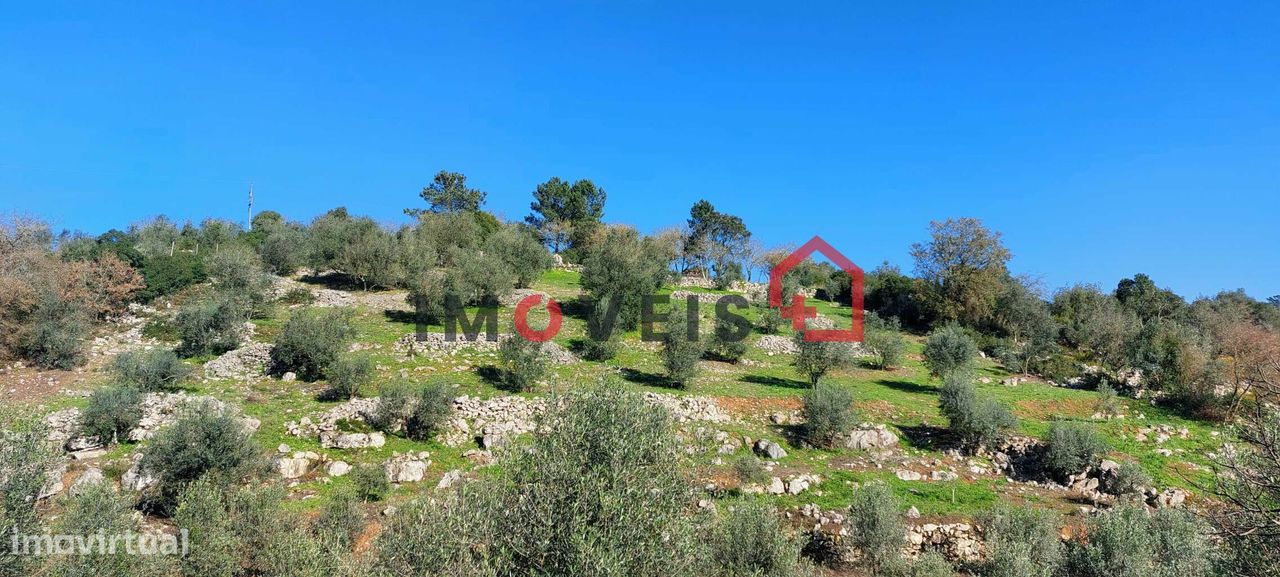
left=1106, top=461, right=1151, bottom=497
left=225, top=484, right=299, bottom=574
left=498, top=336, right=549, bottom=392
left=864, top=324, right=907, bottom=370
left=485, top=224, right=553, bottom=288
left=279, top=287, right=315, bottom=306
left=80, top=385, right=144, bottom=445
left=708, top=314, right=749, bottom=363
left=981, top=504, right=1062, bottom=577
left=938, top=374, right=1016, bottom=451
left=794, top=330, right=852, bottom=386
left=110, top=348, right=192, bottom=391
left=0, top=422, right=60, bottom=576
left=923, top=324, right=978, bottom=378
left=662, top=319, right=705, bottom=388
left=1043, top=421, right=1107, bottom=481
left=52, top=480, right=139, bottom=577
left=757, top=305, right=784, bottom=334
left=271, top=308, right=354, bottom=381
left=405, top=383, right=455, bottom=441
left=313, top=487, right=365, bottom=548
left=1095, top=378, right=1122, bottom=417
left=24, top=295, right=90, bottom=369
left=370, top=383, right=414, bottom=434
left=801, top=383, right=856, bottom=447
left=138, top=402, right=263, bottom=515
left=732, top=454, right=770, bottom=485
left=708, top=501, right=810, bottom=577
left=205, top=244, right=271, bottom=314
left=847, top=481, right=905, bottom=576
left=904, top=552, right=953, bottom=577
left=140, top=253, right=206, bottom=301
left=578, top=226, right=670, bottom=330
left=174, top=478, right=238, bottom=576
left=351, top=463, right=390, bottom=502
left=322, top=353, right=374, bottom=400
left=175, top=297, right=244, bottom=357
left=1064, top=505, right=1211, bottom=577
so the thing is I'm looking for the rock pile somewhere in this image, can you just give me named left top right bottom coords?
left=838, top=425, right=900, bottom=451
left=499, top=288, right=551, bottom=307
left=90, top=305, right=162, bottom=359
left=641, top=392, right=730, bottom=423
left=676, top=275, right=716, bottom=289
left=669, top=290, right=727, bottom=304
left=756, top=335, right=798, bottom=355
left=906, top=522, right=982, bottom=562
left=46, top=393, right=258, bottom=451
left=204, top=343, right=274, bottom=380
left=385, top=452, right=431, bottom=483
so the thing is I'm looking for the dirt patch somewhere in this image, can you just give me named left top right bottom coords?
left=352, top=520, right=382, bottom=557
left=714, top=396, right=801, bottom=419
left=0, top=366, right=94, bottom=406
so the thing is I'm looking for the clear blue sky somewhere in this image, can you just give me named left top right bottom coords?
left=2, top=2, right=1277, bottom=300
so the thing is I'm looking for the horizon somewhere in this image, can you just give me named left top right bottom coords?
left=2, top=2, right=1277, bottom=300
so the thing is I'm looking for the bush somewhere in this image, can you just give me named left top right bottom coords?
left=175, top=297, right=244, bottom=357
left=1106, top=461, right=1151, bottom=497
left=794, top=330, right=852, bottom=386
left=351, top=463, right=390, bottom=502
left=707, top=314, right=749, bottom=363
left=110, top=348, right=192, bottom=391
left=662, top=319, right=705, bottom=388
left=847, top=481, right=905, bottom=576
left=405, top=383, right=455, bottom=441
left=1043, top=421, right=1107, bottom=481
left=1064, top=505, right=1211, bottom=577
left=0, top=422, right=60, bottom=576
left=139, top=402, right=263, bottom=515
left=981, top=504, right=1062, bottom=577
left=708, top=501, right=810, bottom=577
left=271, top=308, right=354, bottom=381
left=370, top=383, right=414, bottom=434
left=80, top=385, right=144, bottom=445
left=922, top=324, right=978, bottom=378
left=279, top=287, right=315, bottom=306
left=1095, top=379, right=1122, bottom=417
left=52, top=480, right=140, bottom=577
left=322, top=353, right=374, bottom=400
left=864, top=324, right=907, bottom=370
left=757, top=305, right=784, bottom=334
left=498, top=336, right=549, bottom=392
left=732, top=454, right=771, bottom=485
left=801, top=383, right=856, bottom=447
left=140, top=253, right=207, bottom=301
left=205, top=244, right=271, bottom=315
left=578, top=226, right=670, bottom=330
left=313, top=487, right=365, bottom=548
left=485, top=224, right=554, bottom=288
left=24, top=295, right=90, bottom=369
left=174, top=478, right=238, bottom=577
left=904, top=552, right=953, bottom=577
left=938, top=374, right=1016, bottom=451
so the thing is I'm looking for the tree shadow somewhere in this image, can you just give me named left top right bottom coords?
left=298, top=271, right=363, bottom=291
left=475, top=365, right=507, bottom=388
left=558, top=297, right=593, bottom=322
left=619, top=368, right=675, bottom=388
left=875, top=379, right=937, bottom=395
left=895, top=423, right=955, bottom=452
left=382, top=309, right=420, bottom=326
left=739, top=374, right=809, bottom=390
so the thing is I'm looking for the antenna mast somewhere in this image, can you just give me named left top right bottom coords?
left=247, top=183, right=254, bottom=230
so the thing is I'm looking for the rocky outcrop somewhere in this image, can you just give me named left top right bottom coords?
left=756, top=335, right=799, bottom=356
left=204, top=343, right=274, bottom=380
left=393, top=333, right=578, bottom=364
left=385, top=452, right=431, bottom=483
left=838, top=425, right=899, bottom=451
left=45, top=393, right=258, bottom=450
left=753, top=439, right=788, bottom=460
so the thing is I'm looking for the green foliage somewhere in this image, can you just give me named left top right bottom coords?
left=865, top=262, right=931, bottom=330
left=498, top=336, right=549, bottom=392
left=581, top=299, right=620, bottom=361
left=407, top=170, right=488, bottom=216
left=139, top=402, right=263, bottom=515
left=708, top=501, right=811, bottom=577
left=51, top=481, right=140, bottom=577
left=903, top=552, right=953, bottom=577
left=757, top=304, right=784, bottom=334
left=313, top=487, right=365, bottom=548
left=662, top=315, right=705, bottom=388
left=174, top=478, right=238, bottom=577
left=847, top=481, right=905, bottom=576
left=110, top=348, right=192, bottom=392
left=864, top=313, right=907, bottom=369
left=910, top=217, right=1011, bottom=326
left=1042, top=421, right=1107, bottom=481
left=175, top=297, right=244, bottom=357
left=708, top=313, right=749, bottom=363
left=732, top=454, right=771, bottom=485
left=322, top=353, right=374, bottom=400
left=280, top=287, right=315, bottom=305
left=1052, top=285, right=1140, bottom=368
left=579, top=226, right=669, bottom=330
left=79, top=385, right=144, bottom=445
left=370, top=383, right=414, bottom=434
left=252, top=212, right=309, bottom=275
left=684, top=199, right=751, bottom=282
left=140, top=252, right=207, bottom=301
left=405, top=382, right=455, bottom=441
left=0, top=424, right=60, bottom=576
left=1106, top=461, right=1151, bottom=497
left=981, top=504, right=1062, bottom=577
left=351, top=463, right=390, bottom=502
left=1064, top=505, right=1211, bottom=577
left=922, top=323, right=978, bottom=378
left=271, top=308, right=355, bottom=381
left=1095, top=379, right=1122, bottom=417
left=526, top=176, right=607, bottom=254
left=801, top=382, right=856, bottom=448
left=24, top=294, right=90, bottom=369
left=205, top=243, right=271, bottom=313
left=794, top=330, right=852, bottom=387
left=938, top=374, right=1016, bottom=451
left=485, top=224, right=553, bottom=288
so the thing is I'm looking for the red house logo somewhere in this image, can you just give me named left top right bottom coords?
left=768, top=236, right=864, bottom=342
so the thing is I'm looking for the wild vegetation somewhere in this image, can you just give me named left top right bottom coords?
left=2, top=173, right=1279, bottom=576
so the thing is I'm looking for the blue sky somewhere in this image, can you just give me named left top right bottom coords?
left=2, top=2, right=1277, bottom=300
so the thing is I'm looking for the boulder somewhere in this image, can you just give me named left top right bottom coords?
left=840, top=425, right=899, bottom=451
left=273, top=456, right=312, bottom=479
left=753, top=439, right=787, bottom=460
left=326, top=461, right=352, bottom=477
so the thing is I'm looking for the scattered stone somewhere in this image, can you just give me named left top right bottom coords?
left=204, top=343, right=274, bottom=380
left=754, top=439, right=787, bottom=460
left=326, top=461, right=352, bottom=477
left=436, top=469, right=462, bottom=489
left=385, top=453, right=430, bottom=483
left=839, top=425, right=899, bottom=451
